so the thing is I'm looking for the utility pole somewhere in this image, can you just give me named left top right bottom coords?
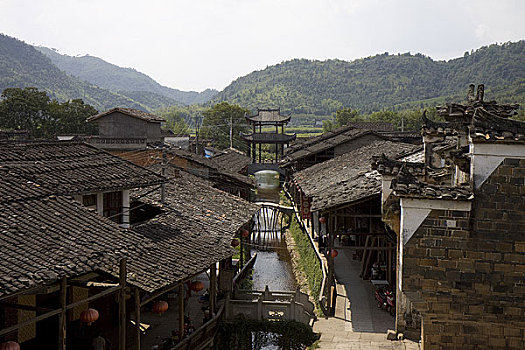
left=229, top=113, right=233, bottom=149
left=195, top=114, right=201, bottom=155
left=161, top=149, right=166, bottom=203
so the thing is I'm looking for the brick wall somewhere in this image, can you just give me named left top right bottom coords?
left=402, top=158, right=525, bottom=349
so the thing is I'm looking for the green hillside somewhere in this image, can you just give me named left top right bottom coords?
left=0, top=34, right=181, bottom=112
left=37, top=46, right=218, bottom=105
left=214, top=41, right=525, bottom=116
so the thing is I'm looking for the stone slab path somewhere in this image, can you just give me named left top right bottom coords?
left=313, top=248, right=420, bottom=349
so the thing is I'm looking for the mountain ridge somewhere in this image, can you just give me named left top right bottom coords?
left=213, top=41, right=525, bottom=115
left=36, top=46, right=218, bottom=106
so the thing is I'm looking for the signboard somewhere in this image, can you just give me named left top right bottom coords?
left=300, top=193, right=311, bottom=219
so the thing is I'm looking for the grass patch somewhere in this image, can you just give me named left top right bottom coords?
left=289, top=216, right=322, bottom=303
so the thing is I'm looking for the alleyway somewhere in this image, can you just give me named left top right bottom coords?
left=313, top=249, right=420, bottom=349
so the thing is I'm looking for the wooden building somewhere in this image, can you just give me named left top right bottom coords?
left=87, top=108, right=166, bottom=150
left=0, top=141, right=259, bottom=349
left=287, top=139, right=421, bottom=314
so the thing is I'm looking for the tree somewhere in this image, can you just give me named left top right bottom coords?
left=0, top=87, right=98, bottom=138
left=49, top=99, right=98, bottom=135
left=0, top=87, right=51, bottom=138
left=200, top=102, right=249, bottom=150
left=334, top=108, right=360, bottom=127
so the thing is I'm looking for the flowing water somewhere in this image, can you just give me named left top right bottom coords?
left=250, top=188, right=297, bottom=349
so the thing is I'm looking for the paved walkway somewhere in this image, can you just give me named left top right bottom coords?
left=313, top=248, right=420, bottom=349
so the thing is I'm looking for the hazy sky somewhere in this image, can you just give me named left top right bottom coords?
left=1, top=0, right=524, bottom=92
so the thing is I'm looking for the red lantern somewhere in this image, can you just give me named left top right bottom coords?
left=0, top=342, right=20, bottom=350
left=241, top=229, right=250, bottom=238
left=319, top=217, right=327, bottom=224
left=80, top=308, right=99, bottom=326
left=231, top=238, right=240, bottom=247
left=190, top=281, right=205, bottom=292
left=152, top=300, right=169, bottom=315
left=331, top=249, right=339, bottom=258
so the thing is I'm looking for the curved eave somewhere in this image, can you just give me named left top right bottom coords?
left=241, top=132, right=297, bottom=144
left=245, top=115, right=292, bottom=124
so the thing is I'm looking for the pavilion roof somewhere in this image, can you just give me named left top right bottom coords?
left=241, top=132, right=297, bottom=144
left=245, top=108, right=291, bottom=124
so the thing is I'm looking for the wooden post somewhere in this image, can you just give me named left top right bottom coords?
left=134, top=287, right=141, bottom=350
left=326, top=214, right=334, bottom=315
left=58, top=277, right=67, bottom=350
left=119, top=259, right=127, bottom=350
left=178, top=283, right=184, bottom=339
left=210, top=264, right=217, bottom=315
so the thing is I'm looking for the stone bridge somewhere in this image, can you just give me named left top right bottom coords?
left=225, top=286, right=316, bottom=326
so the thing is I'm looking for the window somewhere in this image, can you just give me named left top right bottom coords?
left=82, top=194, right=97, bottom=209
left=103, top=191, right=123, bottom=224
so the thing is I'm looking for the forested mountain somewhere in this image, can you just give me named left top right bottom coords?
left=214, top=41, right=525, bottom=115
left=37, top=47, right=218, bottom=105
left=0, top=34, right=183, bottom=112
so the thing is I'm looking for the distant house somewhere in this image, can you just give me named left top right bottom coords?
left=87, top=107, right=166, bottom=150
left=281, top=126, right=386, bottom=173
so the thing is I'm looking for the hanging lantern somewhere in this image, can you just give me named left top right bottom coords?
left=231, top=238, right=240, bottom=247
left=190, top=281, right=205, bottom=292
left=331, top=249, right=339, bottom=258
left=80, top=308, right=99, bottom=326
left=241, top=229, right=250, bottom=238
left=0, top=342, right=20, bottom=350
left=152, top=300, right=169, bottom=315
left=319, top=217, right=327, bottom=224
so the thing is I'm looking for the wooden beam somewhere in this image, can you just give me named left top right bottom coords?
left=58, top=277, right=67, bottom=350
left=0, top=309, right=62, bottom=337
left=0, top=285, right=122, bottom=337
left=119, top=259, right=127, bottom=350
left=135, top=287, right=141, bottom=350
left=178, top=284, right=184, bottom=339
left=0, top=303, right=53, bottom=313
left=334, top=246, right=396, bottom=251
left=210, top=264, right=217, bottom=316
left=334, top=214, right=382, bottom=218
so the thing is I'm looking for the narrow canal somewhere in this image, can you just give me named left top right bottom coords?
left=248, top=183, right=298, bottom=350
left=251, top=188, right=296, bottom=292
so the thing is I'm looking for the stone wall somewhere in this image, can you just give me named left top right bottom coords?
left=401, top=158, right=525, bottom=349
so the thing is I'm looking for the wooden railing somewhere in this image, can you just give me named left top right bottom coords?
left=171, top=304, right=224, bottom=350
left=233, top=253, right=257, bottom=286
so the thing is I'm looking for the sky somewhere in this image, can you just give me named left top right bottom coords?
left=1, top=0, right=525, bottom=92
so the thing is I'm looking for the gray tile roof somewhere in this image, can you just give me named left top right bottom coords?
left=0, top=141, right=165, bottom=197
left=88, top=107, right=165, bottom=123
left=0, top=194, right=128, bottom=298
left=212, top=148, right=251, bottom=174
left=293, top=140, right=421, bottom=211
left=282, top=126, right=378, bottom=166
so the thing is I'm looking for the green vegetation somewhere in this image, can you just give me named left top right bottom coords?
left=200, top=102, right=250, bottom=150
left=216, top=317, right=319, bottom=350
left=214, top=41, right=525, bottom=119
left=289, top=216, right=322, bottom=304
left=0, top=34, right=167, bottom=112
left=0, top=87, right=97, bottom=138
left=37, top=46, right=218, bottom=106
